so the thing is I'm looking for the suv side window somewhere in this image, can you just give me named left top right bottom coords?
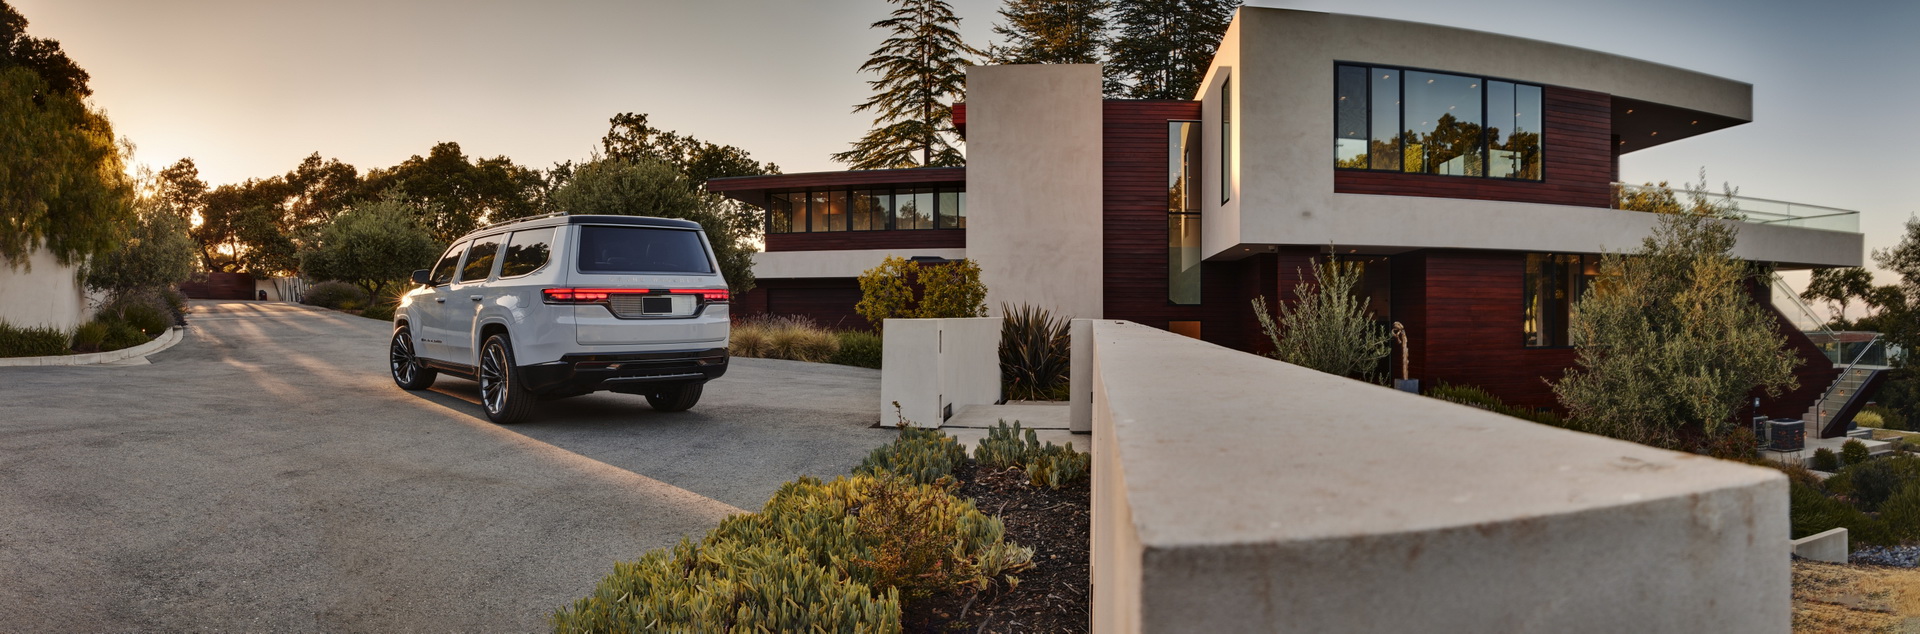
left=499, top=227, right=554, bottom=278
left=429, top=241, right=467, bottom=286
left=459, top=234, right=504, bottom=283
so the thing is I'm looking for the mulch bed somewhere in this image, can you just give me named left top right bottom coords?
left=904, top=461, right=1092, bottom=633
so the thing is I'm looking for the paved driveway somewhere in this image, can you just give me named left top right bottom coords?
left=0, top=300, right=888, bottom=632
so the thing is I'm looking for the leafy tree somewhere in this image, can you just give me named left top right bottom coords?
left=833, top=0, right=979, bottom=169
left=193, top=177, right=300, bottom=276
left=360, top=142, right=545, bottom=242
left=282, top=152, right=364, bottom=228
left=549, top=158, right=757, bottom=294
left=1554, top=189, right=1799, bottom=451
left=601, top=112, right=780, bottom=186
left=297, top=197, right=441, bottom=300
left=1250, top=256, right=1389, bottom=379
left=84, top=171, right=198, bottom=299
left=1802, top=266, right=1877, bottom=324
left=1106, top=0, right=1238, bottom=99
left=988, top=0, right=1109, bottom=64
left=0, top=3, right=133, bottom=269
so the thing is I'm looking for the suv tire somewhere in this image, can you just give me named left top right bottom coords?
left=389, top=326, right=437, bottom=390
left=645, top=383, right=703, bottom=412
left=478, top=333, right=536, bottom=424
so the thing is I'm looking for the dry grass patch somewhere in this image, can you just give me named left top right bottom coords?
left=1793, top=559, right=1920, bottom=633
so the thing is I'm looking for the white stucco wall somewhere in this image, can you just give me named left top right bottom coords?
left=0, top=248, right=91, bottom=331
left=1199, top=7, right=1860, bottom=268
left=965, top=64, right=1105, bottom=319
left=752, top=248, right=968, bottom=280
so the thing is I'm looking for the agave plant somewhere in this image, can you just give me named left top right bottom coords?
left=999, top=303, right=1071, bottom=401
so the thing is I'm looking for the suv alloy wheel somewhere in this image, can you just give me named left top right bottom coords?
left=389, top=326, right=436, bottom=390
left=478, top=333, right=535, bottom=424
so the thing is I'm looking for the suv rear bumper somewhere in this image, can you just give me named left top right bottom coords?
left=519, top=347, right=728, bottom=395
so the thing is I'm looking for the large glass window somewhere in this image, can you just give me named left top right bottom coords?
left=1335, top=66, right=1369, bottom=169
left=1220, top=75, right=1232, bottom=203
left=499, top=227, right=553, bottom=278
left=1335, top=63, right=1541, bottom=181
left=768, top=192, right=796, bottom=234
left=1523, top=253, right=1591, bottom=347
left=459, top=235, right=502, bottom=283
left=896, top=187, right=934, bottom=230
left=1404, top=70, right=1483, bottom=176
left=936, top=189, right=963, bottom=229
left=1487, top=80, right=1543, bottom=179
left=1169, top=121, right=1202, bottom=305
left=852, top=190, right=888, bottom=231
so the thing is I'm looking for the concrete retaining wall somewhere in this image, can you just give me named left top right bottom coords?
left=1079, top=320, right=1789, bottom=633
left=879, top=317, right=1000, bottom=428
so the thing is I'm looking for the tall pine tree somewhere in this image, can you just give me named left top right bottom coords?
left=1106, top=0, right=1238, bottom=99
left=988, top=0, right=1110, bottom=65
left=833, top=0, right=980, bottom=170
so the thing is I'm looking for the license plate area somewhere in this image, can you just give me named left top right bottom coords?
left=608, top=293, right=695, bottom=318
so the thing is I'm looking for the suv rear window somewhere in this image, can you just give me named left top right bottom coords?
left=576, top=225, right=713, bottom=274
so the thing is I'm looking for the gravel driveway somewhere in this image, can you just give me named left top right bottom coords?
left=0, top=300, right=889, bottom=632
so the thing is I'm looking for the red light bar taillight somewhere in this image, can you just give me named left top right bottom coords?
left=672, top=288, right=730, bottom=304
left=543, top=288, right=612, bottom=303
left=542, top=288, right=729, bottom=304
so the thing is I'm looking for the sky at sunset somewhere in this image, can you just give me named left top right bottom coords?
left=14, top=0, right=1919, bottom=276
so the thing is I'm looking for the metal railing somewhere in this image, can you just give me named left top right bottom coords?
left=1811, top=334, right=1887, bottom=429
left=1612, top=183, right=1860, bottom=233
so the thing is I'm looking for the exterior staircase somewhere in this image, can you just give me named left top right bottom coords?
left=1804, top=367, right=1877, bottom=426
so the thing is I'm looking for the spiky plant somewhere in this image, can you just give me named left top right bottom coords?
left=999, top=303, right=1070, bottom=401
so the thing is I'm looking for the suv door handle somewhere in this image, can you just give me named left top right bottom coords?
left=469, top=295, right=483, bottom=302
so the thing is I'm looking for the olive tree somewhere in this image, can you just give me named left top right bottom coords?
left=1555, top=187, right=1799, bottom=450
left=298, top=198, right=441, bottom=300
left=549, top=158, right=757, bottom=295
left=1251, top=256, right=1389, bottom=379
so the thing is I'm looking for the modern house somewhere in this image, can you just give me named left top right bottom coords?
left=709, top=7, right=1866, bottom=428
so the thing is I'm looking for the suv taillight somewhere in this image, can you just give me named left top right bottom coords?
left=541, top=288, right=729, bottom=304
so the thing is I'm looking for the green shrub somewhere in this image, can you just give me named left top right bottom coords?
left=1856, top=409, right=1887, bottom=429
left=70, top=320, right=109, bottom=353
left=1842, top=439, right=1872, bottom=466
left=1881, top=480, right=1920, bottom=543
left=1840, top=455, right=1920, bottom=512
left=160, top=288, right=189, bottom=317
left=734, top=315, right=843, bottom=363
left=1810, top=448, right=1841, bottom=472
left=854, top=256, right=988, bottom=328
left=1866, top=404, right=1908, bottom=432
left=119, top=301, right=171, bottom=336
left=831, top=330, right=883, bottom=369
left=1790, top=477, right=1892, bottom=545
left=552, top=475, right=1030, bottom=631
left=0, top=321, right=71, bottom=357
left=974, top=420, right=1092, bottom=490
left=855, top=425, right=969, bottom=486
left=101, top=320, right=149, bottom=351
left=303, top=281, right=370, bottom=310
left=1427, top=382, right=1577, bottom=430
left=1000, top=304, right=1070, bottom=401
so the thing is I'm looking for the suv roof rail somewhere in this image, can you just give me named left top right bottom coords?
left=475, top=210, right=569, bottom=233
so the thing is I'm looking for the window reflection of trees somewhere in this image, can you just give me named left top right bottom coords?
left=1334, top=64, right=1541, bottom=181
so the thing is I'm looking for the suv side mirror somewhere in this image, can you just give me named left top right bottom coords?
left=411, top=269, right=432, bottom=286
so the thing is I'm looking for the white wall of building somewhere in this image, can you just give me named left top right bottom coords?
left=752, top=248, right=968, bottom=279
left=965, top=64, right=1106, bottom=319
left=0, top=248, right=92, bottom=331
left=1198, top=7, right=1861, bottom=268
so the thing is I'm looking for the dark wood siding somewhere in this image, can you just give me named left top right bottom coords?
left=1395, top=250, right=1576, bottom=410
left=1334, top=86, right=1613, bottom=209
left=765, top=230, right=965, bottom=252
left=180, top=272, right=256, bottom=300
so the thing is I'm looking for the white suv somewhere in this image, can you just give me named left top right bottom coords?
left=388, top=213, right=730, bottom=423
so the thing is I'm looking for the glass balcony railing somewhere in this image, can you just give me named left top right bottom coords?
left=1612, top=183, right=1860, bottom=233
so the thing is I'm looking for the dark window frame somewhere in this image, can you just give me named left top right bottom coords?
left=1169, top=119, right=1203, bottom=306
left=763, top=185, right=966, bottom=234
left=1521, top=253, right=1592, bottom=349
left=1220, top=74, right=1232, bottom=204
left=497, top=227, right=554, bottom=279
left=1333, top=62, right=1546, bottom=182
left=457, top=234, right=505, bottom=284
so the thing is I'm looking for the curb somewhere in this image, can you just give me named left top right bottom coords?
left=0, top=325, right=186, bottom=367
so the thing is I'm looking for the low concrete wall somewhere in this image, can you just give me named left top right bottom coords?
left=1080, top=320, right=1789, bottom=633
left=880, top=317, right=1001, bottom=428
left=1792, top=528, right=1848, bottom=564
left=0, top=247, right=91, bottom=331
